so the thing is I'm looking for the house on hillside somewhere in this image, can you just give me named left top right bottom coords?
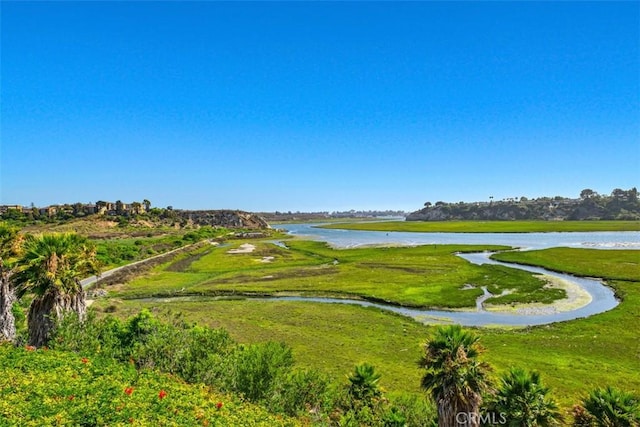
left=0, top=205, right=24, bottom=214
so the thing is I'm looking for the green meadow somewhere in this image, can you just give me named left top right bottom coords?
left=110, top=240, right=562, bottom=308
left=319, top=220, right=640, bottom=233
left=94, top=237, right=640, bottom=413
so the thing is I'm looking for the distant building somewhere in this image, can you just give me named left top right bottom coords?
left=0, top=205, right=24, bottom=214
left=39, top=206, right=58, bottom=217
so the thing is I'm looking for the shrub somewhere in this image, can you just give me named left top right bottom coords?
left=224, top=341, right=294, bottom=402
left=269, top=368, right=333, bottom=418
left=386, top=392, right=437, bottom=427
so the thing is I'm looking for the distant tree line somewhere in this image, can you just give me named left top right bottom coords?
left=261, top=210, right=407, bottom=222
left=408, top=188, right=640, bottom=221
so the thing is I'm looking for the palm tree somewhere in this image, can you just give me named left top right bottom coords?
left=0, top=223, right=21, bottom=342
left=487, top=367, right=561, bottom=426
left=419, top=325, right=492, bottom=427
left=13, top=233, right=99, bottom=347
left=577, top=386, right=640, bottom=427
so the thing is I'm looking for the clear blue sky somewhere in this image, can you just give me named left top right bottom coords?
left=2, top=2, right=639, bottom=212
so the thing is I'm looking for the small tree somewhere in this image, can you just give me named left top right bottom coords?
left=115, top=200, right=124, bottom=215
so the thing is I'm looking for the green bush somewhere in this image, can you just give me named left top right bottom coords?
left=225, top=341, right=294, bottom=402
left=386, top=393, right=437, bottom=427
left=269, top=368, right=333, bottom=418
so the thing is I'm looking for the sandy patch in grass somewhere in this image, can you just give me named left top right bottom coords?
left=485, top=274, right=592, bottom=315
left=227, top=243, right=256, bottom=254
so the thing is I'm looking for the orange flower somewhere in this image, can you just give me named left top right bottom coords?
left=81, top=357, right=89, bottom=364
left=216, top=402, right=223, bottom=409
left=68, top=395, right=75, bottom=401
left=25, top=345, right=36, bottom=352
left=124, top=387, right=134, bottom=396
left=158, top=390, right=167, bottom=400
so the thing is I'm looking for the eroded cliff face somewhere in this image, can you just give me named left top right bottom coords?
left=177, top=210, right=271, bottom=229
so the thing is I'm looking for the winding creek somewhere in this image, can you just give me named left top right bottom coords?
left=124, top=224, right=639, bottom=327
left=257, top=223, right=637, bottom=327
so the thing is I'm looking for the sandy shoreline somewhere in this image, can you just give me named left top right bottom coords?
left=484, top=274, right=593, bottom=315
left=227, top=243, right=256, bottom=254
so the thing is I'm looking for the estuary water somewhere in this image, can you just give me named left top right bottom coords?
left=261, top=223, right=639, bottom=326
left=277, top=223, right=640, bottom=250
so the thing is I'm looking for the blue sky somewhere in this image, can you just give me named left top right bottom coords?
left=2, top=2, right=638, bottom=212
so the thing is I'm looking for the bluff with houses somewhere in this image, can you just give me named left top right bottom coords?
left=0, top=200, right=270, bottom=229
left=407, top=188, right=640, bottom=221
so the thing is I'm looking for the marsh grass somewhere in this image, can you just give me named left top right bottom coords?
left=111, top=240, right=563, bottom=308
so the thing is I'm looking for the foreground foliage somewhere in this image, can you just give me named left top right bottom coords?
left=4, top=307, right=638, bottom=426
left=0, top=344, right=298, bottom=426
left=487, top=367, right=562, bottom=426
left=572, top=386, right=640, bottom=427
left=49, top=310, right=436, bottom=426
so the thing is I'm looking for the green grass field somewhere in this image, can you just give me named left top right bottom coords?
left=319, top=220, right=640, bottom=233
left=491, top=247, right=640, bottom=282
left=94, top=244, right=640, bottom=415
left=110, top=240, right=566, bottom=308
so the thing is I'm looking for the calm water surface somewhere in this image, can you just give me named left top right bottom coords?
left=278, top=223, right=640, bottom=250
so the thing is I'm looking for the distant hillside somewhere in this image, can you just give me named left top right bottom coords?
left=407, top=188, right=640, bottom=221
left=6, top=207, right=271, bottom=236
left=176, top=209, right=270, bottom=229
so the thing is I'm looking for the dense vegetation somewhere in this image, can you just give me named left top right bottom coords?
left=0, top=342, right=297, bottom=426
left=95, top=226, right=226, bottom=269
left=4, top=311, right=638, bottom=425
left=407, top=187, right=640, bottom=221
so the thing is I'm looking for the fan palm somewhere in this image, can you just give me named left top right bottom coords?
left=13, top=233, right=99, bottom=347
left=419, top=325, right=492, bottom=427
left=0, top=223, right=21, bottom=342
left=488, top=367, right=561, bottom=426
left=580, top=386, right=640, bottom=427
